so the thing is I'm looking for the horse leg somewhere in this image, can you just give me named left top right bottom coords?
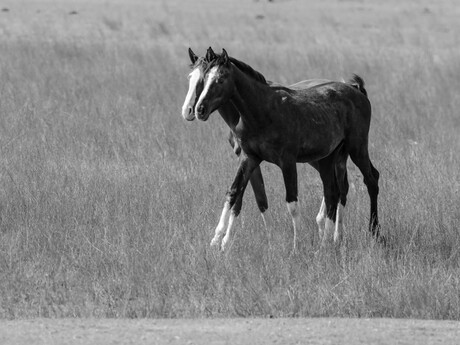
left=249, top=166, right=269, bottom=229
left=334, top=149, right=349, bottom=245
left=318, top=157, right=340, bottom=249
left=211, top=132, right=240, bottom=248
left=316, top=197, right=326, bottom=240
left=281, top=160, right=300, bottom=253
left=369, top=161, right=380, bottom=235
left=308, top=161, right=326, bottom=243
left=211, top=155, right=261, bottom=251
left=348, top=146, right=381, bottom=240
left=211, top=201, right=231, bottom=247
left=229, top=131, right=268, bottom=228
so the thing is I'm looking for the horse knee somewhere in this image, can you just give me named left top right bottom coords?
left=371, top=164, right=380, bottom=182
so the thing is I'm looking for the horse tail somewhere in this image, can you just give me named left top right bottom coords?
left=348, top=74, right=367, bottom=97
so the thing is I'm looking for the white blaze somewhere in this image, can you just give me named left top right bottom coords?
left=194, top=66, right=219, bottom=117
left=181, top=68, right=201, bottom=120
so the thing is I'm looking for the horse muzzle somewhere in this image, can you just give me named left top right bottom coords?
left=195, top=104, right=210, bottom=121
left=181, top=105, right=195, bottom=121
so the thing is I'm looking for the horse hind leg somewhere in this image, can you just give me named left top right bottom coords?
left=316, top=197, right=326, bottom=240
left=369, top=161, right=380, bottom=233
left=334, top=151, right=349, bottom=245
left=321, top=188, right=339, bottom=249
left=348, top=145, right=381, bottom=240
left=317, top=158, right=340, bottom=249
left=334, top=169, right=348, bottom=244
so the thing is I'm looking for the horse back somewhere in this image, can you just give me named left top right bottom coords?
left=281, top=79, right=372, bottom=141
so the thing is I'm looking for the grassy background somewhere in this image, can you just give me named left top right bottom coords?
left=0, top=0, right=459, bottom=319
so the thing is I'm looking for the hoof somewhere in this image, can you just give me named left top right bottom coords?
left=210, top=237, right=220, bottom=247
left=333, top=232, right=343, bottom=245
left=376, top=234, right=387, bottom=247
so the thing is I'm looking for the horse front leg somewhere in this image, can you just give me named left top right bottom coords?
left=249, top=166, right=269, bottom=229
left=281, top=161, right=300, bottom=253
left=210, top=155, right=261, bottom=251
left=229, top=131, right=269, bottom=228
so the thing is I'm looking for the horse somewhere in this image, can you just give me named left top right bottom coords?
left=184, top=48, right=381, bottom=251
left=182, top=48, right=342, bottom=239
left=182, top=48, right=351, bottom=251
left=182, top=50, right=268, bottom=230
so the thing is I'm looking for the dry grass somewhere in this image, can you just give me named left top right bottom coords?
left=0, top=0, right=459, bottom=319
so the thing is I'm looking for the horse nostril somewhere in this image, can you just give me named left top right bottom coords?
left=197, top=104, right=204, bottom=114
left=187, top=107, right=192, bottom=116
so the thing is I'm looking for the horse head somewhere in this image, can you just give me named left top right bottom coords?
left=194, top=48, right=234, bottom=121
left=181, top=47, right=208, bottom=121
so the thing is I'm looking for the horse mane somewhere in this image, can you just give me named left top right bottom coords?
left=228, top=57, right=268, bottom=85
left=190, top=56, right=206, bottom=69
left=205, top=53, right=268, bottom=85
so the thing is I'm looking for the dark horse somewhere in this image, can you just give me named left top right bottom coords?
left=182, top=48, right=348, bottom=250
left=183, top=48, right=381, bottom=251
left=182, top=48, right=337, bottom=237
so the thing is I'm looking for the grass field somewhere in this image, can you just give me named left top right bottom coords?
left=0, top=0, right=459, bottom=319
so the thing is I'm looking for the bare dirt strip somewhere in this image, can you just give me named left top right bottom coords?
left=0, top=318, right=459, bottom=345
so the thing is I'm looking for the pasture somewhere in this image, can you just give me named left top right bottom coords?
left=0, top=0, right=459, bottom=319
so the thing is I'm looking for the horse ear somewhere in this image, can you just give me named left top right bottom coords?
left=221, top=49, right=229, bottom=64
left=206, top=47, right=217, bottom=62
left=188, top=48, right=198, bottom=64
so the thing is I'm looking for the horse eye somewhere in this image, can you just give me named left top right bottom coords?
left=216, top=77, right=224, bottom=84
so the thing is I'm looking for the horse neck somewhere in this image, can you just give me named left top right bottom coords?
left=217, top=103, right=240, bottom=130
left=229, top=65, right=273, bottom=130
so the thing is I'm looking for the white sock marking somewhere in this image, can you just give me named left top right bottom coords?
left=221, top=212, right=236, bottom=251
left=334, top=203, right=345, bottom=244
left=316, top=197, right=326, bottom=240
left=287, top=201, right=300, bottom=251
left=261, top=212, right=268, bottom=231
left=321, top=218, right=335, bottom=248
left=211, top=201, right=230, bottom=247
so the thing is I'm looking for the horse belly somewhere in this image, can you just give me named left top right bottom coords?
left=240, top=136, right=284, bottom=165
left=296, top=135, right=344, bottom=163
left=296, top=148, right=330, bottom=163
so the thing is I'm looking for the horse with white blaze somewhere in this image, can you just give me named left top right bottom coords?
left=182, top=47, right=382, bottom=252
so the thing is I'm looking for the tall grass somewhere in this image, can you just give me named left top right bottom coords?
left=0, top=0, right=459, bottom=319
